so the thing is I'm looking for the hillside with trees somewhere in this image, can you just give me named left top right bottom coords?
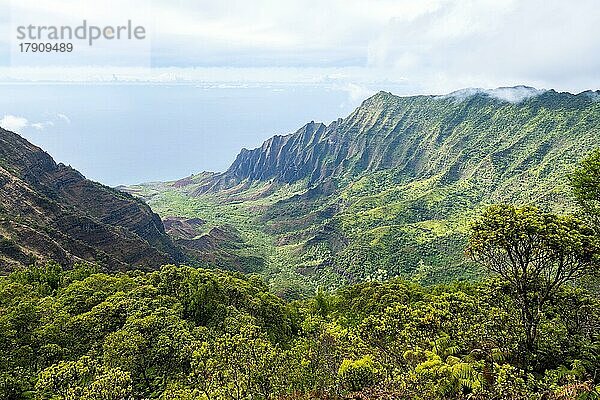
left=125, top=88, right=600, bottom=296
left=1, top=149, right=599, bottom=399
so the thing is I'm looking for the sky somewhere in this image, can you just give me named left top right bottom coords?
left=0, top=0, right=599, bottom=185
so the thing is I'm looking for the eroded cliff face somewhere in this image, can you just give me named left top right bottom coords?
left=0, top=128, right=184, bottom=271
left=201, top=89, right=600, bottom=200
left=136, top=87, right=600, bottom=287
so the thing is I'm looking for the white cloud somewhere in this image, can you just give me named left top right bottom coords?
left=0, top=112, right=71, bottom=133
left=2, top=0, right=600, bottom=95
left=364, top=0, right=600, bottom=93
left=0, top=114, right=28, bottom=132
left=56, top=113, right=71, bottom=124
left=438, top=86, right=547, bottom=103
left=31, top=121, right=54, bottom=130
left=30, top=113, right=70, bottom=131
left=487, top=87, right=547, bottom=103
left=339, top=83, right=378, bottom=103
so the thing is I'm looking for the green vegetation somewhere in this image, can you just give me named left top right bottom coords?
left=134, top=182, right=318, bottom=297
left=572, top=148, right=600, bottom=229
left=467, top=205, right=599, bottom=360
left=128, top=91, right=600, bottom=295
left=2, top=147, right=600, bottom=398
left=3, top=93, right=600, bottom=398
left=1, top=261, right=598, bottom=399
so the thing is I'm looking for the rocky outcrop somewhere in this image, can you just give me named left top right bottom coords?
left=0, top=128, right=184, bottom=271
left=171, top=224, right=264, bottom=273
left=163, top=216, right=205, bottom=240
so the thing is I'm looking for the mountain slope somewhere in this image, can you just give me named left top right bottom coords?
left=0, top=127, right=184, bottom=271
left=206, top=88, right=599, bottom=195
left=125, top=87, right=600, bottom=295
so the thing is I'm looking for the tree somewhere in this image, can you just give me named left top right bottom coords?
left=571, top=148, right=600, bottom=228
left=102, top=308, right=194, bottom=396
left=466, top=205, right=599, bottom=360
left=189, top=322, right=287, bottom=400
left=35, top=356, right=133, bottom=400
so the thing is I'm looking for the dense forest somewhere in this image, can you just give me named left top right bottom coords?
left=1, top=150, right=599, bottom=399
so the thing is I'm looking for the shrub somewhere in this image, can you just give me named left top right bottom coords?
left=338, top=355, right=379, bottom=392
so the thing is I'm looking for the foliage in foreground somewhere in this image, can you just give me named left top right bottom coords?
left=2, top=144, right=600, bottom=400
left=0, top=262, right=598, bottom=400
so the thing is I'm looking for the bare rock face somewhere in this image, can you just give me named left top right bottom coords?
left=161, top=218, right=263, bottom=273
left=0, top=128, right=184, bottom=271
left=162, top=216, right=205, bottom=240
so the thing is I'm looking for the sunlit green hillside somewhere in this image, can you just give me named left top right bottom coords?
left=124, top=88, right=600, bottom=296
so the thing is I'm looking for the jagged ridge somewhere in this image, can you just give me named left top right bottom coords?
left=201, top=88, right=600, bottom=195
left=126, top=87, right=600, bottom=289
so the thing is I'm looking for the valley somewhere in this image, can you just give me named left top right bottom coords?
left=2, top=86, right=600, bottom=399
left=123, top=87, right=600, bottom=296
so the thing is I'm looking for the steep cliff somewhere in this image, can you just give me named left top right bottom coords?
left=204, top=88, right=600, bottom=197
left=0, top=128, right=184, bottom=271
left=125, top=87, right=600, bottom=291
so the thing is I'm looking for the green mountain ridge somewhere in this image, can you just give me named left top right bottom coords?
left=0, top=127, right=184, bottom=271
left=123, top=87, right=600, bottom=296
